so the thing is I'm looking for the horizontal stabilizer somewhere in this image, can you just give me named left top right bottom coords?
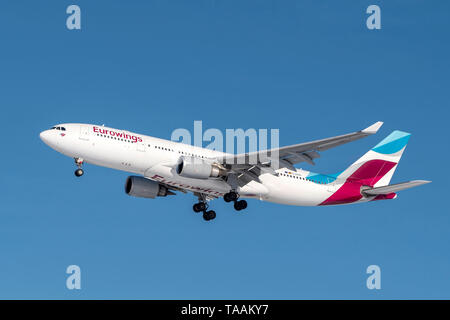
left=362, top=180, right=431, bottom=196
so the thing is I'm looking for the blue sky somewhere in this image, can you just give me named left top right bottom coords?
left=0, top=0, right=449, bottom=299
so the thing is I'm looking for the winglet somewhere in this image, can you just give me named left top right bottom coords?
left=362, top=121, right=384, bottom=134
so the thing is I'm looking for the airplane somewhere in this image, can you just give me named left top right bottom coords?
left=39, top=122, right=430, bottom=221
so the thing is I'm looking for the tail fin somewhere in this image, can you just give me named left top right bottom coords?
left=337, top=130, right=411, bottom=187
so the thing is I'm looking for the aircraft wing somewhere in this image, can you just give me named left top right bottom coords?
left=216, top=121, right=383, bottom=186
left=362, top=180, right=431, bottom=195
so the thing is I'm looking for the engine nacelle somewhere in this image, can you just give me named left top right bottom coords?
left=176, top=157, right=226, bottom=179
left=125, top=176, right=170, bottom=198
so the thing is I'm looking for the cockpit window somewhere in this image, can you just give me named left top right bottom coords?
left=49, top=126, right=66, bottom=130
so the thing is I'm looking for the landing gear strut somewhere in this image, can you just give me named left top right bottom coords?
left=74, top=158, right=84, bottom=177
left=193, top=195, right=216, bottom=221
left=224, top=191, right=247, bottom=211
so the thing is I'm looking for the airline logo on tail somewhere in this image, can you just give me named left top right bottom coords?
left=372, top=130, right=410, bottom=155
left=320, top=130, right=411, bottom=205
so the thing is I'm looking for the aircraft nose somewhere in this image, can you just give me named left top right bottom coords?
left=39, top=130, right=51, bottom=145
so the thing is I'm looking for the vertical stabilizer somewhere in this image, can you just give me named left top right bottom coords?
left=336, top=130, right=410, bottom=187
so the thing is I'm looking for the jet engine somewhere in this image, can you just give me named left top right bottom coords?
left=176, top=157, right=226, bottom=179
left=125, top=176, right=173, bottom=198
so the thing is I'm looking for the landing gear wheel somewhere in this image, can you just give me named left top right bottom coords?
left=234, top=200, right=247, bottom=211
left=208, top=210, right=216, bottom=220
left=224, top=191, right=238, bottom=202
left=74, top=158, right=84, bottom=177
left=193, top=202, right=206, bottom=213
left=203, top=210, right=216, bottom=221
left=74, top=168, right=84, bottom=177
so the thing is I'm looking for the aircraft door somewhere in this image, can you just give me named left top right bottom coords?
left=326, top=177, right=335, bottom=193
left=137, top=142, right=146, bottom=152
left=79, top=125, right=90, bottom=141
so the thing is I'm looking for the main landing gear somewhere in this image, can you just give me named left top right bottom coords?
left=224, top=191, right=247, bottom=211
left=193, top=199, right=216, bottom=221
left=192, top=191, right=247, bottom=222
left=74, top=158, right=84, bottom=177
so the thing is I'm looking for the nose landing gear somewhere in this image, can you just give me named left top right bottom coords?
left=74, top=158, right=84, bottom=177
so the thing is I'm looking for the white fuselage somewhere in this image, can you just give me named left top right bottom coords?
left=40, top=123, right=352, bottom=206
